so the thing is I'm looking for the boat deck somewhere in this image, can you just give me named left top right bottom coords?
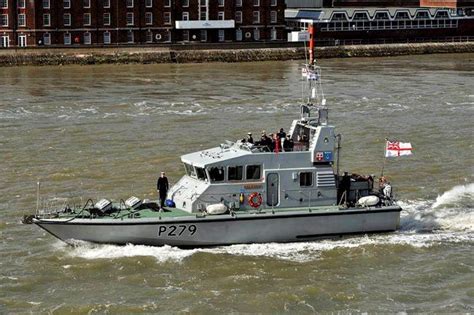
left=39, top=203, right=385, bottom=222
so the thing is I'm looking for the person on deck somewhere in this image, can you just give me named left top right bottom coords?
left=283, top=135, right=294, bottom=152
left=247, top=132, right=254, bottom=144
left=157, top=172, right=169, bottom=209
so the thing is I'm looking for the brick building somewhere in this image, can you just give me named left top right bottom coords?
left=0, top=0, right=286, bottom=47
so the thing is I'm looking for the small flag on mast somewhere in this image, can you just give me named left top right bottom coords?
left=385, top=140, right=413, bottom=157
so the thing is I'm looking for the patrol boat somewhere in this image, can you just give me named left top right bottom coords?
left=26, top=61, right=402, bottom=247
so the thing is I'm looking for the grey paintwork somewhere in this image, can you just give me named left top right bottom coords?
left=35, top=206, right=401, bottom=247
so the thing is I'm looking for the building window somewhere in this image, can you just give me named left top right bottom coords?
left=18, top=14, right=26, bottom=26
left=183, top=30, right=189, bottom=41
left=270, top=0, right=276, bottom=6
left=182, top=12, right=189, bottom=20
left=43, top=0, right=50, bottom=9
left=145, top=12, right=153, bottom=25
left=43, top=14, right=50, bottom=26
left=253, top=11, right=259, bottom=24
left=270, top=11, right=277, bottom=23
left=126, top=0, right=133, bottom=8
left=200, top=11, right=206, bottom=20
left=218, top=11, right=224, bottom=20
left=1, top=14, right=8, bottom=26
left=64, top=33, right=71, bottom=45
left=43, top=33, right=50, bottom=45
left=218, top=30, right=224, bottom=41
left=83, top=0, right=90, bottom=8
left=253, top=28, right=260, bottom=40
left=127, top=30, right=134, bottom=43
left=299, top=172, right=313, bottom=187
left=235, top=11, right=242, bottom=23
left=218, top=0, right=224, bottom=6
left=164, top=0, right=170, bottom=7
left=246, top=165, right=261, bottom=180
left=63, top=13, right=71, bottom=26
left=84, top=32, right=91, bottom=44
left=235, top=29, right=242, bottom=41
left=145, top=0, right=152, bottom=7
left=235, top=0, right=242, bottom=6
left=103, top=13, right=110, bottom=26
left=18, top=0, right=25, bottom=8
left=271, top=28, right=277, bottom=40
left=84, top=13, right=91, bottom=26
left=126, top=12, right=134, bottom=25
left=164, top=12, right=171, bottom=24
left=182, top=0, right=189, bottom=6
left=146, top=30, right=153, bottom=42
left=103, top=0, right=110, bottom=8
left=165, top=30, right=171, bottom=42
left=104, top=31, right=111, bottom=44
left=200, top=29, right=207, bottom=42
left=253, top=0, right=259, bottom=6
left=0, top=0, right=7, bottom=8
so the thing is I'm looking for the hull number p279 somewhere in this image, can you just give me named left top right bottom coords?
left=158, top=224, right=197, bottom=237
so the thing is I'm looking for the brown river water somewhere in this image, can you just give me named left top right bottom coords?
left=0, top=54, right=473, bottom=313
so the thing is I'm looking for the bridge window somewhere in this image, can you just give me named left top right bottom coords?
left=184, top=163, right=196, bottom=177
left=209, top=166, right=225, bottom=182
left=246, top=165, right=261, bottom=180
left=228, top=166, right=243, bottom=181
left=300, top=172, right=313, bottom=187
left=196, top=167, right=207, bottom=181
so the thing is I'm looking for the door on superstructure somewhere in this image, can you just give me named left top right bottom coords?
left=266, top=173, right=279, bottom=206
left=18, top=35, right=27, bottom=47
left=1, top=36, right=9, bottom=48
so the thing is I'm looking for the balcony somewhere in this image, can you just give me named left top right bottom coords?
left=175, top=20, right=235, bottom=29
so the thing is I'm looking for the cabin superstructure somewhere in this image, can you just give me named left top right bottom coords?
left=169, top=64, right=340, bottom=214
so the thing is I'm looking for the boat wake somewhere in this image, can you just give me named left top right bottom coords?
left=58, top=183, right=473, bottom=263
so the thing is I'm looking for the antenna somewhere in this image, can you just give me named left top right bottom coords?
left=36, top=180, right=41, bottom=215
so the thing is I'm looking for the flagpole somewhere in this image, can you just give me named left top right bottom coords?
left=380, top=138, right=388, bottom=177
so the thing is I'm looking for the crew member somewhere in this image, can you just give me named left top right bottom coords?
left=340, top=171, right=351, bottom=206
left=157, top=171, right=169, bottom=209
left=383, top=181, right=392, bottom=199
left=278, top=128, right=286, bottom=140
left=247, top=132, right=254, bottom=144
left=283, top=135, right=294, bottom=152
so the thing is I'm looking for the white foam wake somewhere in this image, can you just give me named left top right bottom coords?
left=400, top=183, right=474, bottom=232
left=432, top=183, right=474, bottom=209
left=54, top=184, right=473, bottom=263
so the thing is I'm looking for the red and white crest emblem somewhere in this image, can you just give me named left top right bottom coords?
left=316, top=152, right=324, bottom=161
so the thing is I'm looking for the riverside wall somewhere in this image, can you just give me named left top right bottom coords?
left=0, top=42, right=473, bottom=66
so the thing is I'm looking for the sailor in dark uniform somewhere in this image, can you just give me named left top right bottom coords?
left=247, top=132, right=254, bottom=144
left=157, top=171, right=169, bottom=209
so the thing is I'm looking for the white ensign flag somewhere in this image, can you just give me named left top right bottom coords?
left=385, top=141, right=413, bottom=157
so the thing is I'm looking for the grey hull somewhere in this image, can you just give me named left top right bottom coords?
left=34, top=207, right=401, bottom=247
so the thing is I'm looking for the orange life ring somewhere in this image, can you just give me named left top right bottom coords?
left=248, top=192, right=262, bottom=208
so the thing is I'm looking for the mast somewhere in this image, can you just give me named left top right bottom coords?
left=308, top=24, right=315, bottom=66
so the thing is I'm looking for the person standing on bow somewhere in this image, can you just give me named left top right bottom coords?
left=157, top=171, right=169, bottom=209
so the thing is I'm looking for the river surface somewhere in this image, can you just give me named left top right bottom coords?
left=0, top=54, right=473, bottom=313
